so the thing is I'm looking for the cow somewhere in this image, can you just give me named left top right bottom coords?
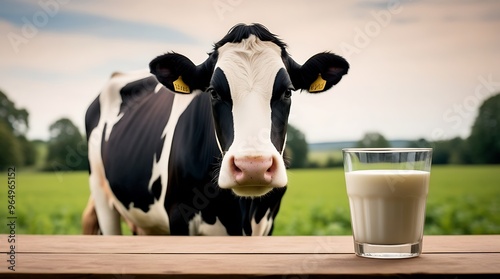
left=84, top=23, right=349, bottom=236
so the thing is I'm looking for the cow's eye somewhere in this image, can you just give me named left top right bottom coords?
left=284, top=89, right=292, bottom=99
left=208, top=87, right=220, bottom=99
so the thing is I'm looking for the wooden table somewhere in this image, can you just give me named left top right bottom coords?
left=1, top=235, right=499, bottom=278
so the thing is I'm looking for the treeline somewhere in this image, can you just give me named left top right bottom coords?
left=0, top=90, right=87, bottom=171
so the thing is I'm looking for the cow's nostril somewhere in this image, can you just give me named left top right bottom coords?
left=232, top=155, right=275, bottom=185
left=266, top=157, right=277, bottom=174
left=229, top=155, right=243, bottom=177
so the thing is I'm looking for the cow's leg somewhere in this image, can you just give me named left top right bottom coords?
left=81, top=196, right=100, bottom=235
left=89, top=174, right=122, bottom=235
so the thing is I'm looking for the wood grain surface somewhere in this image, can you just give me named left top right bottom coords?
left=0, top=235, right=499, bottom=278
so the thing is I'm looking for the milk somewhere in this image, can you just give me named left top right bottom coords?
left=345, top=170, right=430, bottom=245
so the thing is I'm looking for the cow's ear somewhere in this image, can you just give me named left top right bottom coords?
left=288, top=53, right=349, bottom=93
left=149, top=53, right=200, bottom=94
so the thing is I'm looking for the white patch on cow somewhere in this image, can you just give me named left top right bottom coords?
left=88, top=172, right=121, bottom=234
left=281, top=133, right=287, bottom=156
left=215, top=35, right=288, bottom=192
left=154, top=82, right=163, bottom=94
left=189, top=213, right=229, bottom=236
left=125, top=201, right=169, bottom=234
left=250, top=208, right=274, bottom=236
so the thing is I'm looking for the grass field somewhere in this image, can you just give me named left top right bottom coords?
left=1, top=165, right=499, bottom=235
left=1, top=171, right=90, bottom=234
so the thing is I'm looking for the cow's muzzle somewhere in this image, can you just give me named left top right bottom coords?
left=218, top=153, right=287, bottom=197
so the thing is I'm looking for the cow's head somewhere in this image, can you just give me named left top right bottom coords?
left=150, top=23, right=349, bottom=197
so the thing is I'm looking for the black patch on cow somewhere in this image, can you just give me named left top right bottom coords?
left=102, top=81, right=174, bottom=213
left=210, top=68, right=234, bottom=152
left=119, top=76, right=158, bottom=115
left=271, top=68, right=293, bottom=153
left=100, top=123, right=107, bottom=162
left=240, top=187, right=287, bottom=236
left=156, top=135, right=166, bottom=163
left=210, top=188, right=244, bottom=235
left=85, top=96, right=101, bottom=140
left=210, top=68, right=232, bottom=102
left=151, top=176, right=162, bottom=201
left=272, top=68, right=293, bottom=100
left=85, top=96, right=101, bottom=174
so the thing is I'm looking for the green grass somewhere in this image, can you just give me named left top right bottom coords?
left=0, top=171, right=89, bottom=234
left=275, top=168, right=349, bottom=235
left=1, top=165, right=499, bottom=235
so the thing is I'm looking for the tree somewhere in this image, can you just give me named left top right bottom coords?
left=0, top=89, right=36, bottom=167
left=467, top=93, right=500, bottom=164
left=45, top=118, right=88, bottom=171
left=356, top=132, right=390, bottom=148
left=431, top=137, right=471, bottom=165
left=0, top=121, right=22, bottom=170
left=286, top=124, right=309, bottom=168
left=0, top=90, right=29, bottom=135
left=430, top=140, right=449, bottom=165
left=18, top=135, right=37, bottom=166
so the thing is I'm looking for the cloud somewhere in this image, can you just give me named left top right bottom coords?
left=0, top=0, right=198, bottom=45
left=0, top=21, right=210, bottom=140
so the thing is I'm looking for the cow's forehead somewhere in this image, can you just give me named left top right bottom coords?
left=216, top=34, right=283, bottom=58
left=214, top=35, right=286, bottom=96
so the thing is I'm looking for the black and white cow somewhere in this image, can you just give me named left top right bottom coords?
left=84, top=23, right=349, bottom=236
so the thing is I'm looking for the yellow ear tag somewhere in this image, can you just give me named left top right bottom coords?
left=173, top=76, right=190, bottom=93
left=309, top=74, right=327, bottom=93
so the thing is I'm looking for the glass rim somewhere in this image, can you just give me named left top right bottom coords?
left=342, top=148, right=432, bottom=153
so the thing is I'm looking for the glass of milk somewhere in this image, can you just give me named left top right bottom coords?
left=342, top=148, right=432, bottom=259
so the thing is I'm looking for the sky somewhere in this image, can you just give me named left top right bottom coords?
left=1, top=0, right=499, bottom=143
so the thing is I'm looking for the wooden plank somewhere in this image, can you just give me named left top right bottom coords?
left=1, top=235, right=499, bottom=254
left=423, top=235, right=500, bottom=253
left=1, top=235, right=354, bottom=254
left=2, top=253, right=500, bottom=276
